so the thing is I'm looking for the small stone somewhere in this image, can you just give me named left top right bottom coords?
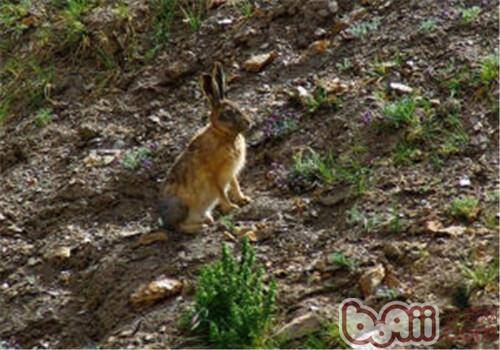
left=314, top=28, right=327, bottom=37
left=309, top=39, right=330, bottom=54
left=275, top=312, right=322, bottom=341
left=135, top=231, right=168, bottom=247
left=359, top=264, right=385, bottom=297
left=217, top=18, right=233, bottom=26
left=459, top=176, right=471, bottom=187
left=130, top=277, right=182, bottom=307
left=383, top=242, right=403, bottom=261
left=243, top=51, right=278, bottom=72
left=44, top=246, right=72, bottom=261
left=389, top=82, right=413, bottom=93
left=78, top=124, right=100, bottom=141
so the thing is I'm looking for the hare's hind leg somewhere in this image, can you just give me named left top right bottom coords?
left=179, top=221, right=206, bottom=234
left=179, top=209, right=209, bottom=234
left=158, top=195, right=189, bottom=229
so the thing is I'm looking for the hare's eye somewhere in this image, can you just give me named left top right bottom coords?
left=219, top=111, right=233, bottom=122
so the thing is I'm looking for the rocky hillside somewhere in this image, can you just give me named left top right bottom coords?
left=0, top=0, right=498, bottom=348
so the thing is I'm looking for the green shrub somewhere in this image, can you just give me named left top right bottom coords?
left=185, top=238, right=277, bottom=348
left=479, top=52, right=499, bottom=86
left=288, top=148, right=369, bottom=195
left=460, top=259, right=499, bottom=289
left=381, top=97, right=417, bottom=128
left=458, top=6, right=481, bottom=24
left=449, top=197, right=480, bottom=222
left=329, top=252, right=358, bottom=270
left=34, top=108, right=53, bottom=127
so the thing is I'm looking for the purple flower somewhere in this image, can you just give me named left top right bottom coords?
left=361, top=111, right=373, bottom=125
left=147, top=142, right=158, bottom=151
left=140, top=159, right=153, bottom=170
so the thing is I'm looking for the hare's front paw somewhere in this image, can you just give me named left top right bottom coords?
left=220, top=202, right=239, bottom=214
left=235, top=195, right=252, bottom=206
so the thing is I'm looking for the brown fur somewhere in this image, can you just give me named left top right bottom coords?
left=159, top=63, right=252, bottom=233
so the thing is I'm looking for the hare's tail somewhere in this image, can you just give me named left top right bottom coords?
left=157, top=195, right=189, bottom=230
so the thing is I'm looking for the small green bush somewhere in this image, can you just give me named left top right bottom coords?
left=459, top=6, right=481, bottom=24
left=185, top=238, right=277, bottom=348
left=460, top=259, right=499, bottom=289
left=329, top=252, right=358, bottom=270
left=449, top=196, right=480, bottom=222
left=35, top=108, right=53, bottom=127
left=381, top=97, right=417, bottom=128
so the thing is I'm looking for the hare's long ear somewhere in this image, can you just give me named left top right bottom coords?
left=200, top=73, right=221, bottom=107
left=212, top=62, right=226, bottom=100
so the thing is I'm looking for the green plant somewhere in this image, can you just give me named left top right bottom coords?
left=479, top=52, right=499, bottom=87
left=0, top=58, right=54, bottom=119
left=458, top=6, right=481, bottom=24
left=151, top=0, right=178, bottom=43
left=381, top=97, right=417, bottom=128
left=336, top=57, right=352, bottom=72
left=346, top=205, right=381, bottom=232
left=122, top=146, right=153, bottom=170
left=460, top=259, right=499, bottom=289
left=375, top=286, right=400, bottom=300
left=392, top=141, right=421, bottom=166
left=299, top=323, right=349, bottom=349
left=237, top=0, right=255, bottom=17
left=181, top=0, right=206, bottom=31
left=60, top=0, right=92, bottom=46
left=288, top=149, right=369, bottom=195
left=0, top=0, right=31, bottom=39
left=219, top=215, right=236, bottom=232
left=346, top=19, right=380, bottom=38
left=34, top=108, right=53, bottom=127
left=449, top=197, right=480, bottom=222
left=184, top=238, right=277, bottom=348
left=329, top=252, right=358, bottom=270
left=290, top=148, right=334, bottom=183
left=387, top=210, right=403, bottom=234
left=419, top=18, right=437, bottom=32
left=305, top=86, right=337, bottom=113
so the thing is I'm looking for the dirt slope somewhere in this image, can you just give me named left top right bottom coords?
left=0, top=0, right=498, bottom=348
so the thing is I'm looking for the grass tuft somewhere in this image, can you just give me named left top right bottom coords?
left=381, top=97, right=417, bottom=128
left=183, top=238, right=277, bottom=348
left=460, top=259, right=499, bottom=290
left=449, top=197, right=480, bottom=222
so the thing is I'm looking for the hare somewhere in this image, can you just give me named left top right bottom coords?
left=158, top=63, right=252, bottom=233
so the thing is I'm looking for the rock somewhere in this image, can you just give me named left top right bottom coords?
left=295, top=86, right=313, bottom=107
left=426, top=221, right=466, bottom=236
left=130, top=277, right=182, bottom=307
left=383, top=242, right=403, bottom=261
left=235, top=196, right=288, bottom=221
left=459, top=176, right=471, bottom=187
left=242, top=230, right=258, bottom=242
left=135, top=230, right=168, bottom=247
left=309, top=39, right=330, bottom=54
left=359, top=264, right=385, bottom=297
left=44, top=246, right=72, bottom=261
left=275, top=312, right=322, bottom=341
left=243, top=51, right=278, bottom=72
left=319, top=77, right=354, bottom=94
left=78, top=124, right=100, bottom=141
left=389, top=82, right=413, bottom=93
left=163, top=60, right=195, bottom=82
left=314, top=28, right=327, bottom=37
